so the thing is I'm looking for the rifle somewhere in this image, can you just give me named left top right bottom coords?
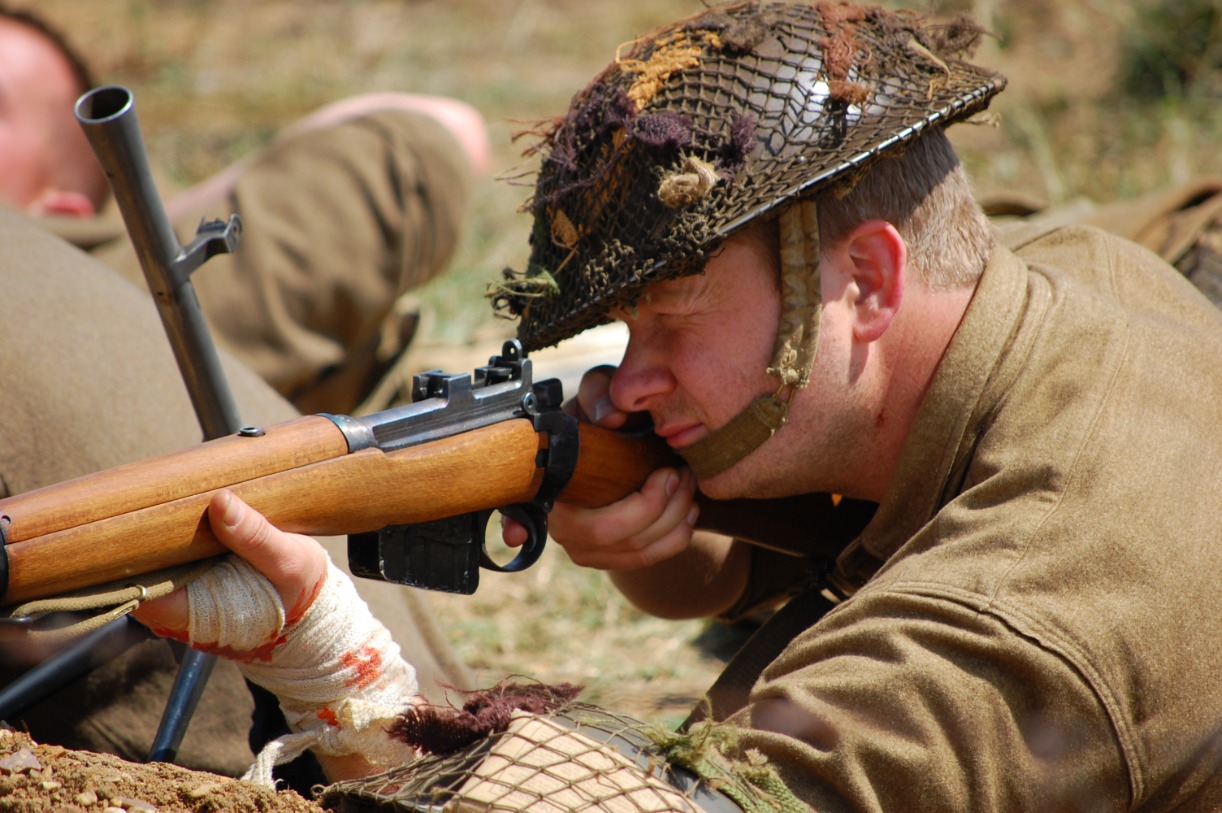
left=0, top=340, right=676, bottom=606
left=0, top=334, right=875, bottom=612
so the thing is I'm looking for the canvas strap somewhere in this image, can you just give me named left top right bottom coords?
left=677, top=394, right=789, bottom=479
left=3, top=560, right=215, bottom=645
left=681, top=541, right=885, bottom=729
left=681, top=572, right=844, bottom=730
left=675, top=199, right=822, bottom=480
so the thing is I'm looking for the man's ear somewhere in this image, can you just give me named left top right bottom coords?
left=843, top=219, right=905, bottom=343
left=29, top=188, right=97, bottom=218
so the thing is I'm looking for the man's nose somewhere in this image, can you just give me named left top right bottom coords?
left=608, top=341, right=674, bottom=413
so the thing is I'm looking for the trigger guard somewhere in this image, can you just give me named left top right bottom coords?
left=481, top=503, right=548, bottom=573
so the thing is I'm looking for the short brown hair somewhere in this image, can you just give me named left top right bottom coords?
left=818, top=128, right=992, bottom=290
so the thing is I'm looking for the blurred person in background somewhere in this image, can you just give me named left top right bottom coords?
left=0, top=3, right=491, bottom=416
left=0, top=2, right=482, bottom=791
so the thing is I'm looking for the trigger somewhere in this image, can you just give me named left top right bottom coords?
left=483, top=503, right=549, bottom=573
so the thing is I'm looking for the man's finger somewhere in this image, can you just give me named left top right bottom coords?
left=574, top=365, right=627, bottom=428
left=207, top=490, right=327, bottom=623
left=551, top=466, right=697, bottom=570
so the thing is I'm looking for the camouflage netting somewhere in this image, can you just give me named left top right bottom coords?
left=491, top=0, right=1006, bottom=351
left=320, top=684, right=801, bottom=813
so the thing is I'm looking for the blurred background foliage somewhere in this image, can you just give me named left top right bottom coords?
left=30, top=0, right=1221, bottom=727
left=1119, top=0, right=1221, bottom=100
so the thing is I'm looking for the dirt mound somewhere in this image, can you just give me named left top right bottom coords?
left=0, top=728, right=323, bottom=813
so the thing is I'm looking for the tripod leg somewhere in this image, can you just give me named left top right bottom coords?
left=146, top=646, right=217, bottom=763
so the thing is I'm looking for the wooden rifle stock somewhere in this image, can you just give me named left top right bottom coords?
left=0, top=416, right=671, bottom=607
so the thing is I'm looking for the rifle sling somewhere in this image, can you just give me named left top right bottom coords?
left=681, top=583, right=840, bottom=731
left=4, top=559, right=216, bottom=645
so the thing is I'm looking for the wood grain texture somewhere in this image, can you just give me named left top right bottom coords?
left=1, top=420, right=545, bottom=605
left=0, top=411, right=866, bottom=607
left=0, top=415, right=348, bottom=544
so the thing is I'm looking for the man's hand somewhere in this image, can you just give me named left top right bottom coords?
left=502, top=365, right=700, bottom=572
left=133, top=489, right=419, bottom=785
left=548, top=466, right=699, bottom=571
left=132, top=489, right=328, bottom=636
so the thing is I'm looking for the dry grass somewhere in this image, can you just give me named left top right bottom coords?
left=29, top=0, right=1220, bottom=729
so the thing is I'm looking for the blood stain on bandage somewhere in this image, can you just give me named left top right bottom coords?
left=286, top=574, right=326, bottom=625
left=318, top=707, right=341, bottom=728
left=190, top=633, right=288, bottom=664
left=146, top=624, right=190, bottom=644
left=340, top=646, right=384, bottom=690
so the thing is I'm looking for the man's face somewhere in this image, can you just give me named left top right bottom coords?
left=0, top=18, right=84, bottom=210
left=608, top=228, right=801, bottom=499
left=608, top=225, right=873, bottom=501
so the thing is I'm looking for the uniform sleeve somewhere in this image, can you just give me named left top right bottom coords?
left=722, top=588, right=1130, bottom=813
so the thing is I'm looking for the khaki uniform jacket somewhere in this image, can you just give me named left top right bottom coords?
left=728, top=225, right=1222, bottom=811
left=0, top=208, right=471, bottom=775
left=42, top=107, right=473, bottom=415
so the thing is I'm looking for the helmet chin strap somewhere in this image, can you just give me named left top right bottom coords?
left=677, top=198, right=823, bottom=479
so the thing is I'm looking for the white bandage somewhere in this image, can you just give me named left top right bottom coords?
left=186, top=554, right=419, bottom=787
left=185, top=557, right=285, bottom=656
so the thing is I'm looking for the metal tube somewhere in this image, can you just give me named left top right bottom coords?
left=145, top=647, right=217, bottom=764
left=74, top=85, right=243, bottom=442
left=0, top=618, right=150, bottom=721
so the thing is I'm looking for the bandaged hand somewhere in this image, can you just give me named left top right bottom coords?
left=133, top=490, right=420, bottom=785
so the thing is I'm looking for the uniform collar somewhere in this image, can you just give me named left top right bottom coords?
left=37, top=211, right=126, bottom=251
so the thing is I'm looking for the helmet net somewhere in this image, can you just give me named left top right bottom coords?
left=492, top=0, right=1005, bottom=351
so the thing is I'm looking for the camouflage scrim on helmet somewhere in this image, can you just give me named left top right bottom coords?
left=493, top=1, right=1006, bottom=351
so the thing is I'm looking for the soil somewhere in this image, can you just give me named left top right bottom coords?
left=0, top=729, right=324, bottom=813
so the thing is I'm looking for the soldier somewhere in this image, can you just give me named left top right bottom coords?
left=0, top=210, right=473, bottom=780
